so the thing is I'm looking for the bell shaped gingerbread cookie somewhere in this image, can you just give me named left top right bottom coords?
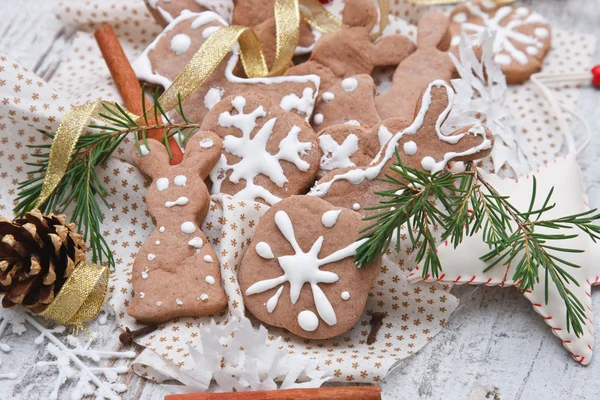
left=449, top=1, right=551, bottom=84
left=200, top=93, right=320, bottom=205
left=128, top=131, right=227, bottom=324
left=284, top=0, right=415, bottom=100
left=133, top=11, right=319, bottom=125
left=376, top=11, right=456, bottom=121
left=239, top=195, right=381, bottom=339
left=310, top=80, right=493, bottom=215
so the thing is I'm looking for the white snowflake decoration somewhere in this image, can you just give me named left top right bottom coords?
left=209, top=96, right=313, bottom=205
left=164, top=316, right=330, bottom=393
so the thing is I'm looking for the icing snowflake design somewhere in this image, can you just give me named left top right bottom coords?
left=209, top=96, right=313, bottom=204
left=318, top=134, right=359, bottom=172
left=245, top=210, right=364, bottom=329
left=454, top=4, right=549, bottom=66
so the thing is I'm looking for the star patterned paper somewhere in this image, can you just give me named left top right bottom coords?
left=409, top=154, right=600, bottom=364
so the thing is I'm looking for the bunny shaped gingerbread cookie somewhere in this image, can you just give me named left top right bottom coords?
left=284, top=0, right=415, bottom=99
left=310, top=80, right=493, bottom=216
left=376, top=11, right=456, bottom=121
left=128, top=131, right=227, bottom=324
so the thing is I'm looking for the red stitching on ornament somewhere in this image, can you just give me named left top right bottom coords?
left=437, top=274, right=445, bottom=281
left=469, top=276, right=476, bottom=283
left=533, top=303, right=542, bottom=307
left=454, top=276, right=462, bottom=283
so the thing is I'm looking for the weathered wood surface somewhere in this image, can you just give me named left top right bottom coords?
left=0, top=0, right=598, bottom=399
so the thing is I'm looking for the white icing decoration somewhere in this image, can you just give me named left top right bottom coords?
left=159, top=226, right=165, bottom=233
left=174, top=175, right=187, bottom=186
left=208, top=96, right=313, bottom=205
left=256, top=242, right=275, bottom=259
left=280, top=87, right=316, bottom=121
left=176, top=298, right=184, bottom=305
left=140, top=292, right=145, bottom=299
left=204, top=255, right=214, bottom=263
left=515, top=7, right=530, bottom=17
left=188, top=237, right=204, bottom=248
left=156, top=177, right=169, bottom=191
left=298, top=310, right=319, bottom=331
left=147, top=254, right=156, bottom=261
left=181, top=221, right=196, bottom=234
left=245, top=210, right=366, bottom=326
left=156, top=301, right=163, bottom=307
left=322, top=92, right=335, bottom=102
left=266, top=286, right=284, bottom=313
left=165, top=196, right=189, bottom=208
left=451, top=36, right=461, bottom=47
left=313, top=113, right=324, bottom=125
left=200, top=138, right=214, bottom=148
left=352, top=203, right=361, bottom=211
left=308, top=81, right=492, bottom=198
left=139, top=144, right=150, bottom=156
left=321, top=210, right=342, bottom=228
left=345, top=120, right=360, bottom=126
left=142, top=268, right=149, bottom=279
left=341, top=78, right=358, bottom=92
left=403, top=141, right=418, bottom=156
left=204, top=87, right=224, bottom=110
left=200, top=294, right=209, bottom=301
left=170, top=33, right=191, bottom=55
left=155, top=241, right=161, bottom=245
left=534, top=27, right=549, bottom=39
left=494, top=53, right=512, bottom=65
left=452, top=12, right=467, bottom=23
left=341, top=291, right=350, bottom=301
left=205, top=276, right=215, bottom=285
left=460, top=4, right=547, bottom=66
left=421, top=156, right=436, bottom=171
left=318, top=134, right=359, bottom=172
left=202, top=25, right=220, bottom=39
left=526, top=46, right=539, bottom=56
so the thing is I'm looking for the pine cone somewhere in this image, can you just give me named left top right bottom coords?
left=0, top=209, right=86, bottom=309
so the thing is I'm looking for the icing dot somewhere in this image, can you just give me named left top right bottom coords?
left=421, top=156, right=436, bottom=171
left=526, top=46, right=539, bottom=56
left=341, top=78, right=358, bottom=92
left=321, top=209, right=342, bottom=228
left=341, top=291, right=350, bottom=300
left=159, top=226, right=165, bottom=233
left=181, top=221, right=196, bottom=234
left=176, top=298, right=184, bottom=305
left=156, top=301, right=163, bottom=307
left=200, top=138, right=214, bottom=148
left=140, top=292, right=145, bottom=299
left=165, top=196, right=189, bottom=208
left=174, top=175, right=187, bottom=186
left=204, top=87, right=224, bottom=110
left=147, top=254, right=156, bottom=261
left=200, top=294, right=209, bottom=301
left=202, top=26, right=220, bottom=39
left=298, top=310, right=319, bottom=331
left=155, top=241, right=160, bottom=245
left=515, top=7, right=529, bottom=17
left=352, top=203, right=361, bottom=211
left=139, top=145, right=150, bottom=156
left=170, top=33, right=191, bottom=55
left=204, top=255, right=214, bottom=263
left=322, top=92, right=335, bottom=102
left=256, top=242, right=275, bottom=259
left=205, top=276, right=215, bottom=285
left=345, top=120, right=360, bottom=126
left=142, top=269, right=149, bottom=279
left=403, top=141, right=417, bottom=156
left=313, top=113, right=324, bottom=125
left=534, top=27, right=549, bottom=39
left=494, top=54, right=512, bottom=65
left=156, top=178, right=169, bottom=191
left=451, top=36, right=461, bottom=47
left=452, top=12, right=467, bottom=23
left=188, top=237, right=204, bottom=248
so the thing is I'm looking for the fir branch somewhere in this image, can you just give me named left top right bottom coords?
left=14, top=91, right=201, bottom=268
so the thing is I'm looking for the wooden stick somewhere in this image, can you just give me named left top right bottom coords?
left=94, top=24, right=184, bottom=164
left=165, top=387, right=381, bottom=400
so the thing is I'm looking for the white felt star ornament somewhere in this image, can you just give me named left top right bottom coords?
left=409, top=154, right=600, bottom=364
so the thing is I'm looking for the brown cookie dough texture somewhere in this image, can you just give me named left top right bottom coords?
left=128, top=131, right=228, bottom=324
left=376, top=11, right=456, bottom=121
left=449, top=1, right=551, bottom=84
left=144, top=0, right=233, bottom=26
left=284, top=0, right=415, bottom=100
left=310, top=80, right=494, bottom=216
left=132, top=11, right=319, bottom=125
left=312, top=74, right=381, bottom=132
left=239, top=195, right=381, bottom=339
left=200, top=93, right=320, bottom=205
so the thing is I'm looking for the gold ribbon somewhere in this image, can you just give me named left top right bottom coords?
left=35, top=262, right=109, bottom=326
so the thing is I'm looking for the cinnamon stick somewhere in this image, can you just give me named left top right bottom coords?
left=165, top=386, right=381, bottom=400
left=94, top=24, right=184, bottom=164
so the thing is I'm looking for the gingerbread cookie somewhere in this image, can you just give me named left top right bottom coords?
left=128, top=131, right=228, bottom=324
left=312, top=74, right=381, bottom=132
left=133, top=11, right=319, bottom=124
left=376, top=11, right=456, bottom=121
left=310, top=80, right=493, bottom=215
left=239, top=195, right=381, bottom=339
left=200, top=93, right=320, bottom=205
left=145, top=0, right=233, bottom=26
left=449, top=1, right=551, bottom=84
left=317, top=123, right=382, bottom=178
left=284, top=0, right=415, bottom=100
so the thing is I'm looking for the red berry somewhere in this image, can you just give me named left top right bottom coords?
left=319, top=0, right=331, bottom=3
left=592, top=65, right=600, bottom=88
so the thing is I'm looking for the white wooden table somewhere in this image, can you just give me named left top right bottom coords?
left=0, top=0, right=599, bottom=399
